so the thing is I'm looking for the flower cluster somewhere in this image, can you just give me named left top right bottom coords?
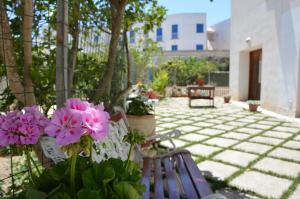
left=45, top=99, right=110, bottom=146
left=0, top=106, right=49, bottom=147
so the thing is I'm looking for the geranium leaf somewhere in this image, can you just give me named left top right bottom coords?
left=26, top=189, right=47, bottom=199
left=113, top=182, right=140, bottom=199
left=77, top=189, right=102, bottom=199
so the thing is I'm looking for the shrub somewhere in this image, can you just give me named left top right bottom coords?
left=152, top=70, right=169, bottom=96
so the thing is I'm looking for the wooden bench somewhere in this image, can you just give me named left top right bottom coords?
left=141, top=150, right=214, bottom=199
left=187, top=86, right=215, bottom=108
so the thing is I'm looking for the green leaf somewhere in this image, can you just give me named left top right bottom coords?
left=49, top=192, right=71, bottom=199
left=113, top=182, right=140, bottom=199
left=77, top=189, right=102, bottom=199
left=26, top=189, right=47, bottom=199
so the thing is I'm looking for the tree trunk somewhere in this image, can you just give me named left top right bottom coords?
left=68, top=0, right=80, bottom=96
left=93, top=2, right=127, bottom=102
left=0, top=1, right=26, bottom=104
left=22, top=0, right=36, bottom=106
left=114, top=29, right=132, bottom=103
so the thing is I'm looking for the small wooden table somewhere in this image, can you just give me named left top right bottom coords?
left=141, top=150, right=213, bottom=199
left=187, top=86, right=215, bottom=108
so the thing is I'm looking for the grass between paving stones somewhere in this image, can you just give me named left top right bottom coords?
left=156, top=110, right=300, bottom=199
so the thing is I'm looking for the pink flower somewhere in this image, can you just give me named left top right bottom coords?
left=45, top=108, right=83, bottom=146
left=66, top=98, right=90, bottom=112
left=82, top=106, right=110, bottom=140
left=0, top=107, right=48, bottom=147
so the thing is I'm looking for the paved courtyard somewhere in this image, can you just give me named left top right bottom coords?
left=155, top=98, right=300, bottom=199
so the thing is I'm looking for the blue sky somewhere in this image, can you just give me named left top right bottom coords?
left=157, top=0, right=231, bottom=25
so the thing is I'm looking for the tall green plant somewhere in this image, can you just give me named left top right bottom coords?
left=152, top=70, right=168, bottom=96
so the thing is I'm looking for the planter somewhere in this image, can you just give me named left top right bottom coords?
left=224, top=96, right=231, bottom=103
left=197, top=79, right=205, bottom=86
left=126, top=114, right=156, bottom=137
left=249, top=104, right=259, bottom=112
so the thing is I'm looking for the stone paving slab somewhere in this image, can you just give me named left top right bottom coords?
left=225, top=121, right=248, bottom=127
left=179, top=133, right=209, bottom=142
left=269, top=147, right=300, bottom=161
left=236, top=118, right=258, bottom=123
left=213, top=150, right=258, bottom=167
left=204, top=137, right=239, bottom=148
left=186, top=144, right=221, bottom=157
left=263, top=130, right=293, bottom=139
left=214, top=124, right=236, bottom=131
left=198, top=160, right=239, bottom=180
left=173, top=120, right=193, bottom=125
left=160, top=139, right=187, bottom=148
left=221, top=132, right=252, bottom=140
left=289, top=184, right=300, bottom=199
left=233, top=142, right=272, bottom=154
left=230, top=171, right=292, bottom=198
left=294, top=135, right=300, bottom=141
left=250, top=136, right=283, bottom=146
left=193, top=122, right=215, bottom=128
left=258, top=120, right=281, bottom=126
left=236, top=127, right=262, bottom=135
left=158, top=117, right=177, bottom=122
left=273, top=126, right=300, bottom=134
left=247, top=123, right=272, bottom=130
left=198, top=128, right=224, bottom=136
left=176, top=125, right=200, bottom=132
left=283, top=140, right=300, bottom=150
left=253, top=157, right=300, bottom=178
left=159, top=123, right=179, bottom=129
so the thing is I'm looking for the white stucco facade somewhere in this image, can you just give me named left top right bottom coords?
left=131, top=13, right=207, bottom=51
left=207, top=19, right=231, bottom=50
left=230, top=0, right=300, bottom=117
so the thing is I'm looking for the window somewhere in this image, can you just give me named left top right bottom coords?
left=94, top=35, right=99, bottom=43
left=129, top=30, right=135, bottom=43
left=156, top=28, right=163, bottom=42
left=196, top=24, right=204, bottom=33
left=171, top=45, right=178, bottom=51
left=196, top=44, right=204, bottom=51
left=171, top=24, right=178, bottom=39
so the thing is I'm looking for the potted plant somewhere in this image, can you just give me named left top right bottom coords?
left=1, top=99, right=146, bottom=199
left=224, top=95, right=231, bottom=103
left=126, top=97, right=155, bottom=137
left=247, top=100, right=261, bottom=112
left=197, top=79, right=205, bottom=86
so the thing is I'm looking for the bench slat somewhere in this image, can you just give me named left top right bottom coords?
left=163, top=157, right=180, bottom=199
left=182, top=153, right=213, bottom=197
left=154, top=159, right=164, bottom=199
left=141, top=157, right=152, bottom=199
left=175, top=153, right=199, bottom=198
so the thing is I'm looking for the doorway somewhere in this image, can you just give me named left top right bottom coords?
left=248, top=49, right=262, bottom=100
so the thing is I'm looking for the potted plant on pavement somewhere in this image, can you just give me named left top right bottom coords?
left=126, top=97, right=156, bottom=137
left=247, top=100, right=261, bottom=112
left=224, top=95, right=231, bottom=103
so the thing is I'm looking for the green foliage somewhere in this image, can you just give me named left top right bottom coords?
left=126, top=97, right=153, bottom=116
left=152, top=70, right=168, bottom=96
left=159, top=57, right=218, bottom=86
left=21, top=157, right=145, bottom=199
left=247, top=100, right=261, bottom=105
left=123, top=129, right=146, bottom=146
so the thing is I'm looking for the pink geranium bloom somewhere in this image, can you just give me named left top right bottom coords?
left=45, top=108, right=83, bottom=146
left=66, top=98, right=90, bottom=112
left=82, top=106, right=110, bottom=140
left=0, top=107, right=48, bottom=147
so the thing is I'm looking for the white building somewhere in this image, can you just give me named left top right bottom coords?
left=130, top=13, right=208, bottom=51
left=207, top=19, right=231, bottom=50
left=230, top=0, right=300, bottom=117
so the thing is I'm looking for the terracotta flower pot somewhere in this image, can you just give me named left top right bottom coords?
left=249, top=104, right=259, bottom=112
left=224, top=96, right=231, bottom=103
left=126, top=114, right=156, bottom=137
left=197, top=79, right=205, bottom=86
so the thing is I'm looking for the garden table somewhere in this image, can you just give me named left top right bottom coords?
left=187, top=85, right=215, bottom=108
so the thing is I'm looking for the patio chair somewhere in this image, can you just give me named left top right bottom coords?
left=40, top=111, right=225, bottom=199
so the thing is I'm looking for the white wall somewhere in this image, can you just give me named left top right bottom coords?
left=208, top=19, right=230, bottom=50
left=230, top=0, right=300, bottom=117
left=147, top=13, right=207, bottom=51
